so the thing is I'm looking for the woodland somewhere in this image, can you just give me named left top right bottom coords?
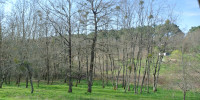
left=0, top=0, right=200, bottom=100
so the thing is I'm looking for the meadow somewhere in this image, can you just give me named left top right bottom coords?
left=0, top=80, right=199, bottom=100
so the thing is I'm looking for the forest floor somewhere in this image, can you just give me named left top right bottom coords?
left=0, top=80, right=199, bottom=100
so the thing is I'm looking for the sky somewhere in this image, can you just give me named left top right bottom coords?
left=169, top=0, right=200, bottom=33
left=1, top=0, right=200, bottom=33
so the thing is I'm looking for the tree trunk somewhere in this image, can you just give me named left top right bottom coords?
left=8, top=73, right=11, bottom=85
left=99, top=56, right=103, bottom=84
left=133, top=61, right=137, bottom=93
left=45, top=14, right=50, bottom=85
left=137, top=57, right=142, bottom=93
left=125, top=69, right=131, bottom=93
left=153, top=55, right=159, bottom=92
left=102, top=55, right=105, bottom=88
left=183, top=91, right=186, bottom=100
left=88, top=11, right=98, bottom=93
left=110, top=55, right=114, bottom=87
left=26, top=75, right=28, bottom=88
left=0, top=67, right=2, bottom=88
left=27, top=65, right=34, bottom=94
left=106, top=55, right=108, bottom=85
left=76, top=47, right=81, bottom=86
left=78, top=57, right=82, bottom=83
left=140, top=61, right=147, bottom=93
left=155, top=56, right=163, bottom=91
left=0, top=19, right=2, bottom=88
left=37, top=78, right=40, bottom=87
left=17, top=74, right=21, bottom=87
left=147, top=58, right=150, bottom=93
left=46, top=55, right=50, bottom=85
left=115, top=48, right=121, bottom=90
left=0, top=74, right=4, bottom=88
left=68, top=0, right=72, bottom=93
left=125, top=53, right=128, bottom=90
left=86, top=55, right=89, bottom=80
left=4, top=73, right=7, bottom=85
left=122, top=48, right=125, bottom=88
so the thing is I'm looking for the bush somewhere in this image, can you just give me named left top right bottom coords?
left=170, top=50, right=182, bottom=59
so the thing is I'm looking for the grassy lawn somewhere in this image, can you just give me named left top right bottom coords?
left=0, top=80, right=199, bottom=100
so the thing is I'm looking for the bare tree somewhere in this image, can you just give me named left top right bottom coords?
left=79, top=0, right=114, bottom=93
left=43, top=0, right=75, bottom=93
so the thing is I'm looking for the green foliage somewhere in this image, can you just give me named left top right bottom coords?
left=18, top=65, right=26, bottom=72
left=14, top=58, right=19, bottom=64
left=24, top=61, right=31, bottom=66
left=78, top=10, right=82, bottom=13
left=189, top=26, right=200, bottom=33
left=115, top=6, right=120, bottom=10
left=165, top=19, right=171, bottom=25
left=139, top=0, right=144, bottom=5
left=128, top=66, right=132, bottom=71
left=196, top=54, right=200, bottom=60
left=148, top=53, right=153, bottom=58
left=155, top=22, right=183, bottom=38
left=148, top=15, right=153, bottom=19
left=154, top=46, right=159, bottom=53
left=124, top=15, right=128, bottom=19
left=171, top=50, right=182, bottom=59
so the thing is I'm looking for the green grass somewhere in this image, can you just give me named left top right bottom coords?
left=0, top=80, right=199, bottom=100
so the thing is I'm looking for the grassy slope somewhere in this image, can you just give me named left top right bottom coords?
left=0, top=80, right=199, bottom=100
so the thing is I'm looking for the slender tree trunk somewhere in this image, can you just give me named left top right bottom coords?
left=17, top=74, right=21, bottom=87
left=133, top=61, right=137, bottom=93
left=115, top=48, right=121, bottom=90
left=45, top=17, right=50, bottom=85
left=109, top=55, right=114, bottom=87
left=140, top=60, right=147, bottom=93
left=16, top=76, right=18, bottom=85
left=125, top=53, right=128, bottom=90
left=68, top=0, right=73, bottom=93
left=51, top=63, right=56, bottom=85
left=125, top=67, right=131, bottom=93
left=0, top=67, right=2, bottom=88
left=86, top=55, right=89, bottom=80
left=181, top=47, right=187, bottom=100
left=4, top=72, right=7, bottom=85
left=0, top=74, right=4, bottom=88
left=183, top=90, right=186, bottom=100
left=88, top=10, right=98, bottom=93
left=116, top=70, right=120, bottom=90
left=26, top=75, right=28, bottom=88
left=0, top=15, right=3, bottom=88
left=94, top=53, right=97, bottom=78
left=77, top=36, right=81, bottom=85
left=122, top=48, right=125, bottom=88
left=99, top=56, right=103, bottom=83
left=153, top=55, right=159, bottom=92
left=68, top=32, right=72, bottom=92
left=30, top=77, right=34, bottom=94
left=78, top=54, right=81, bottom=83
left=64, top=48, right=68, bottom=83
left=155, top=56, right=163, bottom=91
left=137, top=57, right=142, bottom=92
left=125, top=51, right=129, bottom=92
left=8, top=73, right=11, bottom=85
left=26, top=64, right=34, bottom=94
left=131, top=43, right=137, bottom=93
left=106, top=55, right=108, bottom=85
left=102, top=55, right=105, bottom=88
left=147, top=58, right=150, bottom=93
left=37, top=77, right=40, bottom=87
